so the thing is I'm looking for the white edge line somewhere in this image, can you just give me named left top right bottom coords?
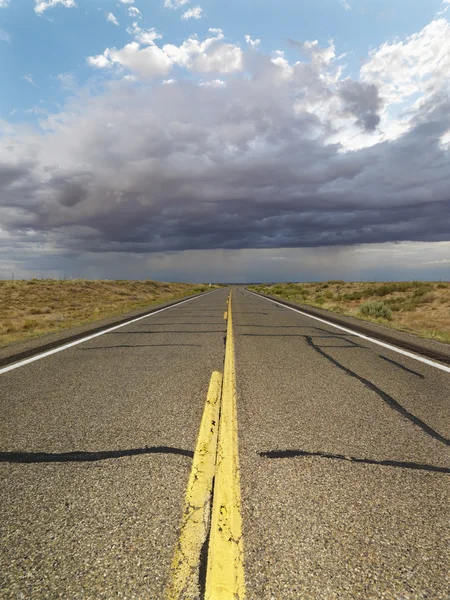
left=0, top=291, right=218, bottom=376
left=246, top=289, right=450, bottom=375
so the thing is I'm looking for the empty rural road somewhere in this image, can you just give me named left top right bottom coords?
left=1, top=287, right=449, bottom=599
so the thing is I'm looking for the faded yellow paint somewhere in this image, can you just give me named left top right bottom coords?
left=166, top=371, right=223, bottom=600
left=224, top=311, right=228, bottom=320
left=205, top=290, right=246, bottom=599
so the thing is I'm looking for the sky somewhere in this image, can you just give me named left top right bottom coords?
left=1, top=0, right=450, bottom=282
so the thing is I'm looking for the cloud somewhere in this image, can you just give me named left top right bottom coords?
left=340, top=0, right=351, bottom=10
left=34, top=0, right=76, bottom=14
left=0, top=0, right=10, bottom=7
left=289, top=38, right=336, bottom=67
left=128, top=7, right=141, bottom=17
left=88, top=42, right=172, bottom=79
left=199, top=78, right=225, bottom=87
left=126, top=22, right=162, bottom=45
left=120, top=0, right=134, bottom=3
left=338, top=80, right=382, bottom=131
left=361, top=19, right=450, bottom=108
left=181, top=6, right=203, bottom=20
left=87, top=54, right=112, bottom=69
left=163, top=29, right=244, bottom=73
left=57, top=72, right=77, bottom=89
left=164, top=0, right=189, bottom=8
left=87, top=28, right=244, bottom=78
left=0, top=28, right=10, bottom=42
left=2, top=21, right=450, bottom=268
left=107, top=12, right=119, bottom=26
left=245, top=35, right=260, bottom=48
left=21, top=74, right=38, bottom=87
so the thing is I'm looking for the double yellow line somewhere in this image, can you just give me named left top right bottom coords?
left=166, top=291, right=245, bottom=600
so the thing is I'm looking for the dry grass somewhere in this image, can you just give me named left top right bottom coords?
left=250, top=281, right=450, bottom=345
left=0, top=279, right=213, bottom=348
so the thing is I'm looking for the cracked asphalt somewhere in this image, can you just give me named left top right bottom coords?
left=234, top=288, right=450, bottom=600
left=1, top=287, right=449, bottom=599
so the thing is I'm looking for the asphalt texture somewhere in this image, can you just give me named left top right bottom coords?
left=1, top=286, right=449, bottom=599
left=0, top=289, right=228, bottom=599
left=234, top=288, right=450, bottom=600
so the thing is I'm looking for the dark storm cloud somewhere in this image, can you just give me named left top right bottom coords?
left=0, top=49, right=449, bottom=257
left=338, top=80, right=383, bottom=131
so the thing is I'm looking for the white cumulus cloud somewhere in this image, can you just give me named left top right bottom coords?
left=107, top=12, right=119, bottom=26
left=361, top=19, right=450, bottom=108
left=87, top=54, right=112, bottom=69
left=163, top=29, right=244, bottom=73
left=181, top=6, right=203, bottom=20
left=164, top=0, right=189, bottom=8
left=0, top=0, right=11, bottom=8
left=128, top=7, right=141, bottom=17
left=127, top=22, right=162, bottom=45
left=88, top=43, right=173, bottom=79
left=34, top=0, right=76, bottom=14
left=87, top=28, right=244, bottom=79
left=245, top=34, right=260, bottom=48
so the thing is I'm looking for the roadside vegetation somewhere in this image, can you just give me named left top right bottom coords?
left=249, top=281, right=450, bottom=344
left=0, top=279, right=213, bottom=348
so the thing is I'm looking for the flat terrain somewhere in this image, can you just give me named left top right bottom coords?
left=0, top=279, right=210, bottom=347
left=1, top=287, right=449, bottom=598
left=250, top=280, right=450, bottom=344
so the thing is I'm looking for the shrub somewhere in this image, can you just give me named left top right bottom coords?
left=271, top=285, right=286, bottom=295
left=413, top=285, right=432, bottom=298
left=359, top=301, right=392, bottom=320
left=343, top=291, right=365, bottom=301
left=372, top=282, right=412, bottom=297
left=417, top=292, right=437, bottom=304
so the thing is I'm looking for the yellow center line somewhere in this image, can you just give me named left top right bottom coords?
left=166, top=290, right=245, bottom=599
left=206, top=290, right=246, bottom=599
left=166, top=371, right=223, bottom=599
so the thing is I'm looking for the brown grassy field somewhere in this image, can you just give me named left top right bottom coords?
left=250, top=281, right=450, bottom=344
left=0, top=279, right=213, bottom=348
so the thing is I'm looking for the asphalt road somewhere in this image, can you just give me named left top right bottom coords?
left=1, top=287, right=449, bottom=599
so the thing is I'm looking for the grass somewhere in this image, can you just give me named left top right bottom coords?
left=0, top=279, right=215, bottom=348
left=249, top=281, right=450, bottom=344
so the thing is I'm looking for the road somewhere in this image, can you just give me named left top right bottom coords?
left=1, top=287, right=449, bottom=599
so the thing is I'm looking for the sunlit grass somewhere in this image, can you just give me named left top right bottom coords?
left=0, top=279, right=214, bottom=348
left=249, top=281, right=450, bottom=344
